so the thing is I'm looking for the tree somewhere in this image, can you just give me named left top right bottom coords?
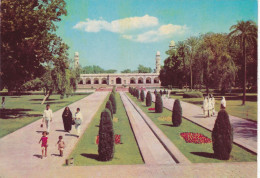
left=138, top=65, right=152, bottom=73
left=1, top=0, right=68, bottom=94
left=229, top=20, right=257, bottom=105
left=155, top=94, right=163, bottom=113
left=146, top=91, right=152, bottom=107
left=109, top=93, right=117, bottom=114
left=140, top=90, right=145, bottom=102
left=80, top=65, right=116, bottom=74
left=172, top=99, right=182, bottom=126
left=98, top=109, right=114, bottom=161
left=136, top=89, right=140, bottom=99
left=105, top=100, right=113, bottom=118
left=176, top=41, right=188, bottom=90
left=121, top=69, right=132, bottom=73
left=212, top=110, right=233, bottom=160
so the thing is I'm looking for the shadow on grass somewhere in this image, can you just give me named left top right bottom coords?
left=161, top=124, right=174, bottom=127
left=0, top=108, right=41, bottom=119
left=95, top=125, right=100, bottom=127
left=190, top=152, right=216, bottom=159
left=30, top=99, right=56, bottom=101
left=80, top=153, right=99, bottom=160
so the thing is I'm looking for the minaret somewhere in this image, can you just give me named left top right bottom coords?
left=155, top=51, right=161, bottom=73
left=74, top=52, right=79, bottom=69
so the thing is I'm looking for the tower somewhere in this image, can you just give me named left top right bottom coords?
left=74, top=52, right=79, bottom=69
left=155, top=51, right=161, bottom=73
left=169, top=40, right=175, bottom=50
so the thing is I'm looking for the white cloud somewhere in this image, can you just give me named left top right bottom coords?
left=73, top=15, right=158, bottom=33
left=122, top=24, right=188, bottom=43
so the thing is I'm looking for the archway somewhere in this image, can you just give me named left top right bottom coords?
left=130, top=77, right=136, bottom=84
left=94, top=78, right=99, bottom=84
left=79, top=79, right=83, bottom=84
left=116, top=77, right=122, bottom=84
left=86, top=78, right=91, bottom=84
left=146, top=77, right=151, bottom=84
left=154, top=77, right=159, bottom=83
left=138, top=77, right=143, bottom=84
left=101, top=78, right=107, bottom=84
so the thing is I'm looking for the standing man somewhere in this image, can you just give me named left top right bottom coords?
left=74, top=108, right=83, bottom=138
left=42, top=104, right=53, bottom=133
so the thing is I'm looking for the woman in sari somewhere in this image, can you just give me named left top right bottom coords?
left=62, top=107, right=72, bottom=132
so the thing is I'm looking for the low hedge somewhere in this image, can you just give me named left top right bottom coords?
left=183, top=92, right=203, bottom=98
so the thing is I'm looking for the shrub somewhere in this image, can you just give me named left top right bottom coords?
left=112, top=87, right=116, bottom=94
left=109, top=93, right=117, bottom=114
left=172, top=99, right=182, bottom=126
left=136, top=89, right=139, bottom=99
left=105, top=100, right=113, bottom=118
left=146, top=91, right=152, bottom=107
left=183, top=92, right=203, bottom=98
left=140, top=90, right=145, bottom=102
left=160, top=90, right=163, bottom=96
left=129, top=87, right=131, bottom=94
left=155, top=94, right=163, bottom=113
left=98, top=109, right=114, bottom=161
left=212, top=110, right=233, bottom=160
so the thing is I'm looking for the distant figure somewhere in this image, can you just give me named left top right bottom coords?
left=62, top=107, right=72, bottom=133
left=202, top=96, right=208, bottom=118
left=42, top=104, right=53, bottom=133
left=154, top=89, right=157, bottom=95
left=56, top=136, right=65, bottom=157
left=74, top=108, right=83, bottom=138
left=211, top=94, right=216, bottom=115
left=167, top=90, right=170, bottom=98
left=208, top=95, right=213, bottom=117
left=39, top=131, right=48, bottom=159
left=1, top=97, right=5, bottom=109
left=221, top=96, right=226, bottom=109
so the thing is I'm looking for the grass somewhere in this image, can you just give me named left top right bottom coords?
left=127, top=93, right=257, bottom=163
left=68, top=92, right=143, bottom=165
left=0, top=94, right=90, bottom=138
left=170, top=92, right=257, bottom=122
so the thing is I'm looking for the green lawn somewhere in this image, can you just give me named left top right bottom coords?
left=170, top=93, right=257, bottom=122
left=0, top=94, right=90, bottom=138
left=69, top=92, right=143, bottom=165
left=127, top=93, right=256, bottom=163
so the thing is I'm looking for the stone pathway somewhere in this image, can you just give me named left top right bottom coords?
left=147, top=91, right=257, bottom=154
left=0, top=92, right=108, bottom=178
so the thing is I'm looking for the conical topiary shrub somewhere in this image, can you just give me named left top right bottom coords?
left=140, top=90, right=145, bottom=102
left=105, top=100, right=113, bottom=118
left=136, top=90, right=139, bottom=99
left=172, top=99, right=182, bottom=126
left=212, top=110, right=233, bottom=160
left=109, top=93, right=117, bottom=114
left=155, top=94, right=163, bottom=113
left=146, top=91, right=152, bottom=107
left=98, top=109, right=114, bottom=161
left=112, top=87, right=116, bottom=94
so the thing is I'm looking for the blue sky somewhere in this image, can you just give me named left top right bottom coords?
left=56, top=0, right=258, bottom=72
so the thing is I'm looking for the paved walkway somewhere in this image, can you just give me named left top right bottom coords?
left=147, top=91, right=257, bottom=154
left=0, top=92, right=108, bottom=178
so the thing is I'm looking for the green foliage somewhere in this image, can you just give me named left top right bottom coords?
left=112, top=87, right=116, bottom=94
left=172, top=99, right=182, bottom=126
left=212, top=110, right=233, bottom=160
left=155, top=94, right=163, bottom=113
left=140, top=90, right=145, bottom=102
left=135, top=89, right=139, bottom=99
left=109, top=93, right=117, bottom=114
left=80, top=65, right=116, bottom=74
left=105, top=100, right=113, bottom=118
left=183, top=92, right=203, bottom=98
left=98, top=109, right=114, bottom=161
left=138, top=65, right=152, bottom=73
left=121, top=69, right=132, bottom=73
left=146, top=91, right=152, bottom=107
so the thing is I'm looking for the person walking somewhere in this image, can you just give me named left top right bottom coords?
left=208, top=95, right=213, bottom=117
left=42, top=104, right=53, bottom=133
left=221, top=96, right=226, bottom=109
left=202, top=96, right=208, bottom=118
left=39, top=131, right=48, bottom=159
left=211, top=94, right=216, bottom=115
left=56, top=136, right=65, bottom=157
left=2, top=97, right=5, bottom=109
left=74, top=108, right=83, bottom=138
left=62, top=107, right=72, bottom=133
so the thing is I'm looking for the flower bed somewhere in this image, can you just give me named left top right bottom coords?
left=180, top=132, right=212, bottom=144
left=148, top=108, right=155, bottom=111
left=96, top=134, right=121, bottom=144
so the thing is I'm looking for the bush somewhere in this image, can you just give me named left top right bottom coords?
left=109, top=93, right=117, bottom=114
left=136, top=89, right=139, bottom=99
left=98, top=109, right=114, bottom=161
left=212, top=110, right=233, bottom=160
left=146, top=91, right=152, bottom=107
left=172, top=99, right=182, bottom=126
left=155, top=94, right=163, bottom=113
left=112, top=87, right=116, bottom=94
left=183, top=92, right=203, bottom=98
left=140, top=90, right=145, bottom=102
left=105, top=100, right=113, bottom=118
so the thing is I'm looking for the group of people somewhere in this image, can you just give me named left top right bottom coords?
left=39, top=104, right=83, bottom=159
left=202, top=94, right=226, bottom=118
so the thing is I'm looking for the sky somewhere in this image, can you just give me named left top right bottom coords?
left=55, top=0, right=258, bottom=73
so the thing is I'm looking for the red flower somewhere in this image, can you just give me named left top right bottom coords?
left=96, top=134, right=121, bottom=144
left=180, top=132, right=212, bottom=144
left=148, top=108, right=155, bottom=111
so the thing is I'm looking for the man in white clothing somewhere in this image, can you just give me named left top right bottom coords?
left=74, top=108, right=83, bottom=138
left=42, top=104, right=53, bottom=133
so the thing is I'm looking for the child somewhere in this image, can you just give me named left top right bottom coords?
left=39, top=131, right=48, bottom=159
left=56, top=136, right=65, bottom=157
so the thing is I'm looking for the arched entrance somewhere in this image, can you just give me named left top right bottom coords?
left=79, top=79, right=83, bottom=84
left=94, top=78, right=99, bottom=84
left=154, top=77, right=159, bottom=83
left=116, top=77, right=122, bottom=84
left=101, top=78, right=107, bottom=84
left=86, top=78, right=91, bottom=84
left=130, top=77, right=136, bottom=84
left=138, top=77, right=143, bottom=84
left=146, top=77, right=151, bottom=84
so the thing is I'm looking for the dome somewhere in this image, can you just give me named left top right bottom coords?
left=169, top=40, right=175, bottom=47
left=156, top=51, right=160, bottom=56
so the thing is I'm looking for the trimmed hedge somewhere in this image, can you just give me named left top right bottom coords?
left=136, top=89, right=139, bottom=99
left=109, top=93, right=117, bottom=114
left=140, top=90, right=145, bottom=102
left=183, top=92, right=203, bottom=98
left=105, top=100, right=113, bottom=118
left=98, top=109, right=114, bottom=161
left=172, top=99, right=182, bottom=126
left=212, top=109, right=233, bottom=160
left=146, top=91, right=152, bottom=107
left=155, top=94, right=163, bottom=113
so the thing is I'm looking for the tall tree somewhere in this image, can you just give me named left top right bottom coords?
left=138, top=65, right=152, bottom=73
left=228, top=20, right=257, bottom=105
left=176, top=41, right=188, bottom=90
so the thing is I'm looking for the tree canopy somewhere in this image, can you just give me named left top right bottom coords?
left=80, top=65, right=117, bottom=74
